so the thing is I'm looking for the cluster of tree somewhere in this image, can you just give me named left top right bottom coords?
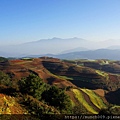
left=2, top=71, right=120, bottom=117
left=0, top=72, right=74, bottom=118
left=18, top=74, right=48, bottom=100
left=18, top=74, right=72, bottom=115
left=42, top=85, right=72, bottom=113
left=0, top=71, right=12, bottom=87
left=0, top=57, right=8, bottom=62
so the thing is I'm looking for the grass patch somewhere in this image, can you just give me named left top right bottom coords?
left=58, top=75, right=73, bottom=80
left=67, top=76, right=93, bottom=82
left=81, top=89, right=106, bottom=109
left=47, top=70, right=73, bottom=81
left=70, top=99, right=75, bottom=107
left=46, top=70, right=70, bottom=81
left=72, top=88, right=98, bottom=114
left=96, top=70, right=109, bottom=80
left=111, top=105, right=120, bottom=109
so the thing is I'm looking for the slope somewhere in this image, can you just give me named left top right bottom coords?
left=0, top=57, right=119, bottom=115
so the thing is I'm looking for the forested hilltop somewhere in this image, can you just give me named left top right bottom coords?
left=0, top=57, right=120, bottom=119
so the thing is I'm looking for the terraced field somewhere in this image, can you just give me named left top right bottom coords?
left=81, top=89, right=106, bottom=109
left=0, top=57, right=120, bottom=115
left=72, top=88, right=107, bottom=114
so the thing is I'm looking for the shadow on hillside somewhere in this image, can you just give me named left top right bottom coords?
left=70, top=80, right=99, bottom=90
left=0, top=85, right=17, bottom=96
left=47, top=77, right=56, bottom=85
left=105, top=88, right=120, bottom=105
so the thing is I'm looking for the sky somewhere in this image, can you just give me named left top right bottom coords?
left=0, top=0, right=120, bottom=45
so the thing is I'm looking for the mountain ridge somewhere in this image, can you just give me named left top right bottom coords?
left=1, top=37, right=120, bottom=59
left=24, top=49, right=120, bottom=60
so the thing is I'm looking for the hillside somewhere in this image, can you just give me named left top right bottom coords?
left=43, top=59, right=120, bottom=91
left=0, top=57, right=120, bottom=119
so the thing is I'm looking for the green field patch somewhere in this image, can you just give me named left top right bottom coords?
left=67, top=76, right=93, bottom=82
left=21, top=58, right=33, bottom=61
left=58, top=75, right=73, bottom=80
left=81, top=89, right=106, bottom=109
left=70, top=99, right=75, bottom=107
left=96, top=70, right=109, bottom=80
left=46, top=70, right=70, bottom=81
left=72, top=88, right=98, bottom=114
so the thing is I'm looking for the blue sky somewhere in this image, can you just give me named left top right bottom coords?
left=0, top=0, right=120, bottom=45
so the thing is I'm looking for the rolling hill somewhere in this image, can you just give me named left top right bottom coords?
left=0, top=57, right=120, bottom=117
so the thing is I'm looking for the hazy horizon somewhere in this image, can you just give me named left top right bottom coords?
left=0, top=37, right=120, bottom=46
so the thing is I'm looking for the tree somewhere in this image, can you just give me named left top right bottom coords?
left=42, top=85, right=72, bottom=113
left=0, top=71, right=12, bottom=87
left=18, top=74, right=48, bottom=100
left=18, top=74, right=72, bottom=113
left=0, top=57, right=8, bottom=62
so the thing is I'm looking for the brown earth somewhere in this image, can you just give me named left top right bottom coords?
left=0, top=57, right=76, bottom=88
left=93, top=89, right=105, bottom=97
left=1, top=57, right=120, bottom=91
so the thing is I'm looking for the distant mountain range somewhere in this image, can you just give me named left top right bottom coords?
left=55, top=49, right=120, bottom=60
left=60, top=47, right=88, bottom=54
left=0, top=37, right=120, bottom=59
left=25, top=49, right=120, bottom=60
left=107, top=45, right=120, bottom=49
